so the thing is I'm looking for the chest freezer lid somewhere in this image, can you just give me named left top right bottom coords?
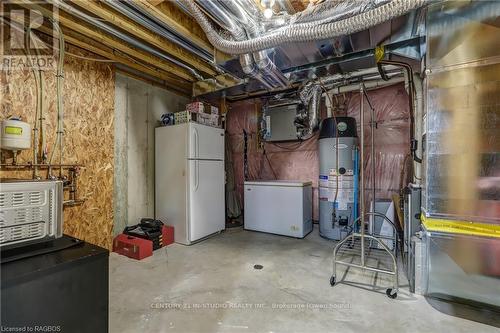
left=244, top=180, right=312, bottom=187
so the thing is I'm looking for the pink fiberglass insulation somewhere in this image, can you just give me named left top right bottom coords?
left=226, top=83, right=410, bottom=221
left=346, top=83, right=411, bottom=210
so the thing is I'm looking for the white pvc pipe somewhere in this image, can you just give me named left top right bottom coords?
left=328, top=76, right=405, bottom=95
left=413, top=74, right=423, bottom=184
left=324, top=91, right=333, bottom=118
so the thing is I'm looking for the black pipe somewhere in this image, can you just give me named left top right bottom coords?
left=243, top=130, right=249, bottom=181
left=378, top=60, right=422, bottom=164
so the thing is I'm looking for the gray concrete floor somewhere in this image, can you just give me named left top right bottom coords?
left=109, top=226, right=497, bottom=333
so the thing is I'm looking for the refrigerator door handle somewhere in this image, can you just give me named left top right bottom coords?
left=193, top=127, right=199, bottom=159
left=195, top=160, right=199, bottom=191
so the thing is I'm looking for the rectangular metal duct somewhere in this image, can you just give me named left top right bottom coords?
left=421, top=0, right=500, bottom=315
left=423, top=0, right=500, bottom=224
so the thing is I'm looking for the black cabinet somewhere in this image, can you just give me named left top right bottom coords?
left=1, top=236, right=109, bottom=333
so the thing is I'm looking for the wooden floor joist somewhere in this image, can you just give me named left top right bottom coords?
left=6, top=13, right=193, bottom=95
left=64, top=0, right=217, bottom=77
left=134, top=0, right=214, bottom=56
left=116, top=67, right=191, bottom=98
left=16, top=1, right=196, bottom=82
left=146, top=0, right=165, bottom=6
left=60, top=29, right=193, bottom=94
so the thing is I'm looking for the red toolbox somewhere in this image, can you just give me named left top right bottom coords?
left=162, top=225, right=175, bottom=246
left=113, top=234, right=153, bottom=260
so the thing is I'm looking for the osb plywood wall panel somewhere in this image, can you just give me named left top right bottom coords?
left=0, top=45, right=115, bottom=249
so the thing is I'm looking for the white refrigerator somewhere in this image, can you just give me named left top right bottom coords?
left=155, top=122, right=225, bottom=245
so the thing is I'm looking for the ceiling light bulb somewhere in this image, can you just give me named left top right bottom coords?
left=264, top=8, right=273, bottom=19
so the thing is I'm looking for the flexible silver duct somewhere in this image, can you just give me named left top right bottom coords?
left=197, top=0, right=248, bottom=41
left=220, top=0, right=257, bottom=25
left=180, top=0, right=426, bottom=54
left=277, top=0, right=296, bottom=14
left=197, top=0, right=287, bottom=88
left=292, top=0, right=392, bottom=24
left=253, top=51, right=288, bottom=87
left=296, top=81, right=322, bottom=140
left=211, top=0, right=289, bottom=88
left=294, top=65, right=404, bottom=140
left=239, top=53, right=274, bottom=89
left=194, top=0, right=270, bottom=87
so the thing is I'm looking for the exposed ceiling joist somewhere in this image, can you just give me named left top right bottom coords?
left=134, top=0, right=229, bottom=61
left=116, top=67, right=191, bottom=97
left=60, top=30, right=193, bottom=93
left=16, top=1, right=196, bottom=82
left=67, top=0, right=217, bottom=77
left=6, top=11, right=192, bottom=95
left=146, top=0, right=165, bottom=6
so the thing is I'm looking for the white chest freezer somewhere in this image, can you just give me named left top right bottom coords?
left=244, top=180, right=313, bottom=238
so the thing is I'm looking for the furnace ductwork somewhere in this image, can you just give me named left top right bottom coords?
left=253, top=51, right=289, bottom=87
left=292, top=0, right=392, bottom=24
left=196, top=0, right=288, bottom=88
left=239, top=53, right=274, bottom=89
left=181, top=0, right=426, bottom=54
left=296, top=81, right=322, bottom=140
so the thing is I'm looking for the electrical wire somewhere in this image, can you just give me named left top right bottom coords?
left=267, top=142, right=302, bottom=150
left=266, top=135, right=314, bottom=151
left=263, top=148, right=278, bottom=179
left=35, top=31, right=116, bottom=64
left=63, top=50, right=116, bottom=63
left=47, top=19, right=65, bottom=178
left=25, top=25, right=45, bottom=178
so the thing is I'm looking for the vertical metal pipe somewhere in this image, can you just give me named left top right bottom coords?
left=407, top=190, right=412, bottom=283
left=359, top=85, right=365, bottom=266
left=371, top=95, right=376, bottom=211
left=353, top=147, right=359, bottom=230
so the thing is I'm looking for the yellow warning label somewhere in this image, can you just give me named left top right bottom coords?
left=375, top=46, right=385, bottom=63
left=5, top=126, right=23, bottom=135
left=421, top=215, right=500, bottom=238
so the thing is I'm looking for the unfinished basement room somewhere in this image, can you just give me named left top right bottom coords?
left=1, top=0, right=499, bottom=332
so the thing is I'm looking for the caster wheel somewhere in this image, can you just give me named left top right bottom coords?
left=330, top=276, right=336, bottom=286
left=386, top=288, right=397, bottom=299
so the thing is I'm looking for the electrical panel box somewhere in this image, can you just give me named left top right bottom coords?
left=263, top=103, right=299, bottom=142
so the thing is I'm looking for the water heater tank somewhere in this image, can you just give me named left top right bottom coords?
left=1, top=118, right=31, bottom=151
left=318, top=117, right=358, bottom=240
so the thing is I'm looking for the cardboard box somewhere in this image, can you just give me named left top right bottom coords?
left=195, top=113, right=220, bottom=127
left=174, top=111, right=190, bottom=124
left=210, top=105, right=220, bottom=115
left=186, top=101, right=220, bottom=116
left=186, top=101, right=210, bottom=114
left=174, top=111, right=221, bottom=128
